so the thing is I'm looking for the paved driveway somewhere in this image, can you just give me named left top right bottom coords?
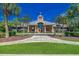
left=0, top=34, right=79, bottom=46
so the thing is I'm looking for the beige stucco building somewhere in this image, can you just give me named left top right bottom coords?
left=10, top=13, right=67, bottom=34
left=28, top=14, right=56, bottom=33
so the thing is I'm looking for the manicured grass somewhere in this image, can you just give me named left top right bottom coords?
left=0, top=42, right=79, bottom=54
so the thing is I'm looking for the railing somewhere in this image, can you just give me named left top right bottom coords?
left=16, top=32, right=64, bottom=36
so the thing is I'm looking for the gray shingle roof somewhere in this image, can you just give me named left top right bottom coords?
left=28, top=21, right=37, bottom=25
left=28, top=20, right=55, bottom=25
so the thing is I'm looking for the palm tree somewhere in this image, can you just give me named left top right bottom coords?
left=0, top=21, right=5, bottom=32
left=21, top=15, right=30, bottom=35
left=8, top=21, right=14, bottom=27
left=0, top=3, right=20, bottom=38
left=13, top=18, right=20, bottom=32
left=21, top=15, right=30, bottom=23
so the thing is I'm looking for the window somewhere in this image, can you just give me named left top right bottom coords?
left=37, top=22, right=43, bottom=30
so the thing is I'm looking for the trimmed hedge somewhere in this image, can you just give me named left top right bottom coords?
left=65, top=31, right=79, bottom=37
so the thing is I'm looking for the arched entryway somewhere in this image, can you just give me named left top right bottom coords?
left=37, top=22, right=44, bottom=33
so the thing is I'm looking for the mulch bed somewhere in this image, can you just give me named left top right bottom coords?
left=0, top=35, right=33, bottom=43
left=49, top=35, right=79, bottom=42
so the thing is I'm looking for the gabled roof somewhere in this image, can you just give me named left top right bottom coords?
left=28, top=21, right=37, bottom=25
left=28, top=14, right=56, bottom=25
left=28, top=20, right=56, bottom=25
left=44, top=21, right=55, bottom=25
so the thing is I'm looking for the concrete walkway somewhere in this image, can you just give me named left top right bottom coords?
left=0, top=35, right=79, bottom=46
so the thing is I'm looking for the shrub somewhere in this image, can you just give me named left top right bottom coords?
left=65, top=31, right=70, bottom=36
left=65, top=31, right=79, bottom=37
left=72, top=32, right=79, bottom=37
left=0, top=32, right=5, bottom=38
left=0, top=27, right=5, bottom=32
left=9, top=30, right=16, bottom=36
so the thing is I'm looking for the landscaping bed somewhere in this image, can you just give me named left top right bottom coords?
left=0, top=35, right=32, bottom=43
left=49, top=35, right=79, bottom=42
left=57, top=36, right=79, bottom=42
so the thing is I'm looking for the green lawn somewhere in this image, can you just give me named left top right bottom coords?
left=0, top=42, right=79, bottom=54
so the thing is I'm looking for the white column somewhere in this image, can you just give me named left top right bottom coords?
left=44, top=26, right=46, bottom=33
left=28, top=26, right=29, bottom=32
left=35, top=25, right=37, bottom=33
left=52, top=25, right=54, bottom=33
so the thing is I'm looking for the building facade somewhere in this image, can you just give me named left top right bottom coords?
left=10, top=13, right=67, bottom=33
left=28, top=14, right=56, bottom=33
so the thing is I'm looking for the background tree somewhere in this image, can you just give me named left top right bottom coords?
left=13, top=17, right=20, bottom=32
left=66, top=4, right=79, bottom=32
left=20, top=15, right=30, bottom=34
left=56, top=15, right=68, bottom=25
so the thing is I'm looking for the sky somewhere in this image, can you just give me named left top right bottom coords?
left=0, top=3, right=70, bottom=22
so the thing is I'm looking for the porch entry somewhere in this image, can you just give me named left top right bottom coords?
left=37, top=22, right=44, bottom=33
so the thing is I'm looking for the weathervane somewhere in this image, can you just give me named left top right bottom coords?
left=40, top=12, right=42, bottom=15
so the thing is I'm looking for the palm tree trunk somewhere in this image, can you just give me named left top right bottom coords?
left=4, top=15, right=9, bottom=38
left=16, top=24, right=17, bottom=33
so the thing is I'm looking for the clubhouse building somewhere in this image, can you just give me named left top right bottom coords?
left=11, top=13, right=67, bottom=33
left=28, top=14, right=56, bottom=33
